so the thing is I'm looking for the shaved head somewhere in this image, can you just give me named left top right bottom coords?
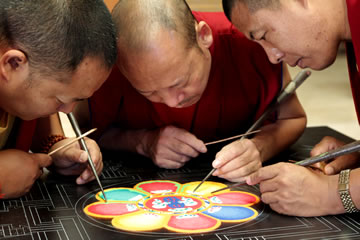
left=112, top=0, right=197, bottom=52
left=0, top=0, right=117, bottom=76
left=222, top=0, right=280, bottom=21
left=111, top=0, right=213, bottom=109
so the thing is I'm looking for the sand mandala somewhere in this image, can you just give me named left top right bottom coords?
left=84, top=180, right=260, bottom=233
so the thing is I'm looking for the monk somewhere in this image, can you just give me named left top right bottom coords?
left=0, top=0, right=117, bottom=198
left=79, top=0, right=306, bottom=183
left=223, top=0, right=360, bottom=216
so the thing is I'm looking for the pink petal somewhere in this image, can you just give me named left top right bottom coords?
left=210, top=191, right=260, bottom=205
left=85, top=202, right=138, bottom=219
left=166, top=214, right=220, bottom=233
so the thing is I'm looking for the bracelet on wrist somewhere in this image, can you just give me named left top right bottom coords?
left=338, top=169, right=359, bottom=213
left=39, top=135, right=67, bottom=154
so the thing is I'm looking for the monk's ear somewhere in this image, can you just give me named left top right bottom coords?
left=195, top=21, right=213, bottom=49
left=0, top=49, right=29, bottom=83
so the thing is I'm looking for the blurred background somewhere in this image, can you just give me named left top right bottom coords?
left=61, top=0, right=360, bottom=140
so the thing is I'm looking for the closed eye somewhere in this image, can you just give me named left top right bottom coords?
left=141, top=92, right=154, bottom=97
left=250, top=32, right=267, bottom=41
left=180, top=78, right=189, bottom=88
left=260, top=33, right=267, bottom=41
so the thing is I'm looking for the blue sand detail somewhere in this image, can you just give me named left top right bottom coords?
left=203, top=205, right=255, bottom=220
left=100, top=189, right=147, bottom=201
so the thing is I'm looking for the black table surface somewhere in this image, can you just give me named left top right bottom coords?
left=1, top=126, right=359, bottom=240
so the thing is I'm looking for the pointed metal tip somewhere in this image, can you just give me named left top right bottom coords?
left=102, top=191, right=108, bottom=202
left=193, top=168, right=217, bottom=192
left=211, top=180, right=247, bottom=194
left=193, top=181, right=204, bottom=192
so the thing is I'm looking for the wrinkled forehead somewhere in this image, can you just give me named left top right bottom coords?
left=119, top=47, right=192, bottom=93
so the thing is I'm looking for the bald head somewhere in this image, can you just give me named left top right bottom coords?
left=222, top=0, right=280, bottom=21
left=112, top=0, right=197, bottom=52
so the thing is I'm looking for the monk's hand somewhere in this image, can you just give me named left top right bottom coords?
left=310, top=136, right=360, bottom=175
left=0, top=150, right=52, bottom=198
left=142, top=126, right=207, bottom=169
left=49, top=137, right=103, bottom=185
left=247, top=162, right=342, bottom=216
left=212, top=139, right=262, bottom=182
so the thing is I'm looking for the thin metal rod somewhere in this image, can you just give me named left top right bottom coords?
left=295, top=139, right=360, bottom=167
left=67, top=113, right=107, bottom=202
left=204, top=130, right=261, bottom=146
left=193, top=168, right=216, bottom=192
left=48, top=128, right=97, bottom=156
left=243, top=70, right=311, bottom=136
left=193, top=130, right=261, bottom=192
left=211, top=180, right=247, bottom=194
left=195, top=70, right=312, bottom=194
left=211, top=138, right=360, bottom=194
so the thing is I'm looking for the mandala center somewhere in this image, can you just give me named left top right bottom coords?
left=139, top=193, right=208, bottom=215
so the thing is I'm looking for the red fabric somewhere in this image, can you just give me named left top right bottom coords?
left=15, top=119, right=37, bottom=151
left=346, top=0, right=360, bottom=125
left=89, top=12, right=282, bottom=142
left=1, top=118, right=37, bottom=151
